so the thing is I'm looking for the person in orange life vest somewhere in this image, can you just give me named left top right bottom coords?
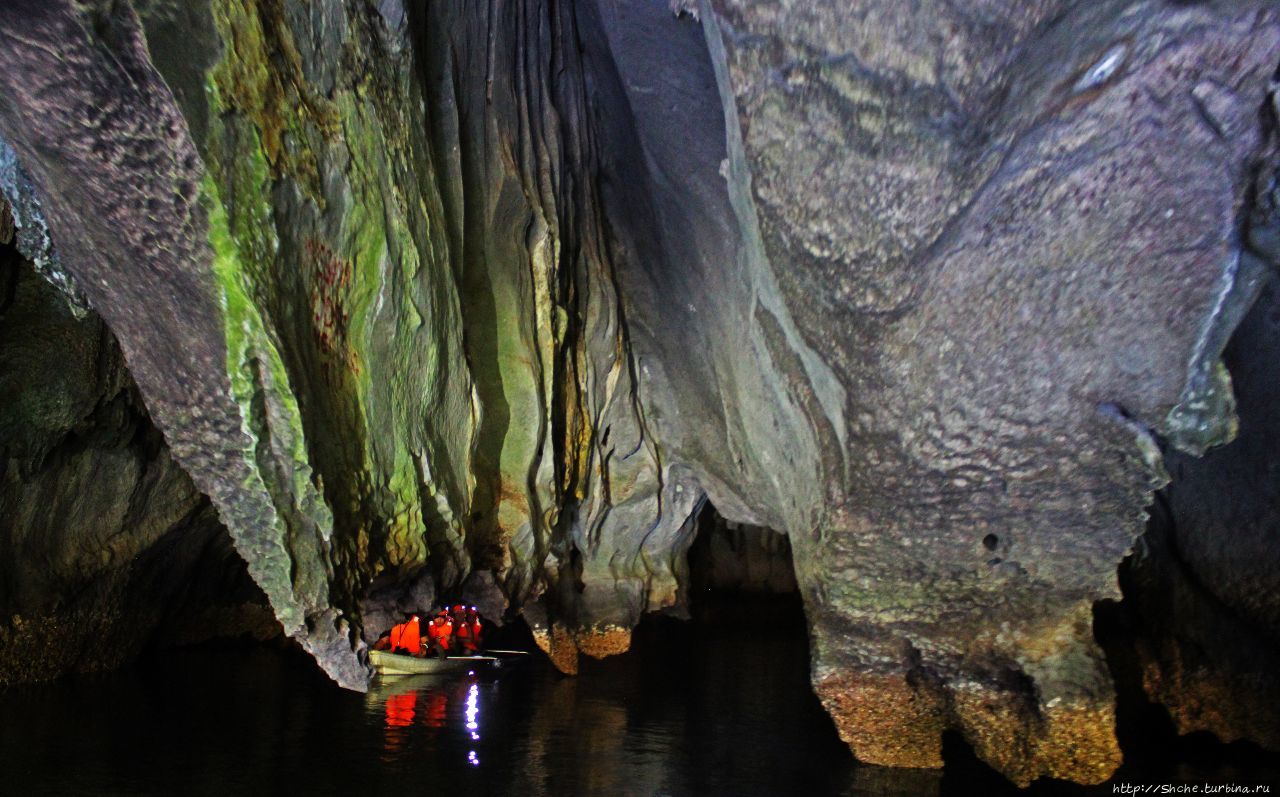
left=425, top=611, right=453, bottom=658
left=447, top=604, right=467, bottom=649
left=455, top=606, right=484, bottom=654
left=372, top=614, right=422, bottom=655
left=380, top=614, right=423, bottom=656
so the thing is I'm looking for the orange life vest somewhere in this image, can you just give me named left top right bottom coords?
left=456, top=619, right=483, bottom=652
left=426, top=619, right=452, bottom=647
left=388, top=619, right=422, bottom=655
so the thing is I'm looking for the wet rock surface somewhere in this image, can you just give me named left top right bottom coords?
left=0, top=0, right=1278, bottom=785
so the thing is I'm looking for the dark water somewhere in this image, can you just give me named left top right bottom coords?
left=1, top=600, right=1277, bottom=796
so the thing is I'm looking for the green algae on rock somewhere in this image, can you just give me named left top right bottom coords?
left=1, top=0, right=1280, bottom=787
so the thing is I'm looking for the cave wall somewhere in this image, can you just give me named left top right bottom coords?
left=0, top=0, right=1278, bottom=786
left=411, top=0, right=710, bottom=673
left=0, top=227, right=276, bottom=684
left=690, top=0, right=1280, bottom=784
left=0, top=0, right=368, bottom=688
left=1124, top=274, right=1280, bottom=751
left=0, top=0, right=705, bottom=684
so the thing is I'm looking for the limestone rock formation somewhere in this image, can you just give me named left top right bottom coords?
left=0, top=227, right=277, bottom=683
left=694, top=0, right=1280, bottom=784
left=0, top=0, right=1278, bottom=786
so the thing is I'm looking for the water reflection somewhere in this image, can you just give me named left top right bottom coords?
left=465, top=681, right=482, bottom=767
left=424, top=688, right=449, bottom=728
left=465, top=682, right=480, bottom=732
left=522, top=676, right=633, bottom=795
left=2, top=614, right=1274, bottom=796
left=383, top=692, right=416, bottom=728
left=371, top=676, right=425, bottom=759
left=370, top=674, right=486, bottom=768
left=353, top=611, right=863, bottom=794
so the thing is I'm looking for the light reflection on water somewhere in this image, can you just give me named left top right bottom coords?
left=344, top=616, right=866, bottom=795
left=348, top=617, right=869, bottom=796
left=466, top=682, right=480, bottom=732
left=0, top=606, right=1276, bottom=796
left=372, top=671, right=499, bottom=773
left=466, top=681, right=481, bottom=766
left=371, top=672, right=486, bottom=768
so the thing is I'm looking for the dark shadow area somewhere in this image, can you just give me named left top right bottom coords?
left=475, top=613, right=541, bottom=655
left=1093, top=594, right=1181, bottom=760
left=1085, top=275, right=1280, bottom=790
left=686, top=501, right=800, bottom=607
left=0, top=236, right=279, bottom=685
left=581, top=595, right=859, bottom=795
left=1092, top=553, right=1280, bottom=783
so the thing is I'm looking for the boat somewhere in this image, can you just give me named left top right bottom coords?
left=369, top=649, right=498, bottom=676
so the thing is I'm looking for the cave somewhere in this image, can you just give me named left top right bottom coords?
left=1, top=0, right=1280, bottom=792
left=686, top=503, right=799, bottom=603
left=0, top=235, right=279, bottom=682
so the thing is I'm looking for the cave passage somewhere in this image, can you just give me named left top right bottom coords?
left=1, top=0, right=1280, bottom=791
left=685, top=501, right=800, bottom=606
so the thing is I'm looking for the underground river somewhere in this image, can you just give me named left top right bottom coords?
left=2, top=595, right=1277, bottom=796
